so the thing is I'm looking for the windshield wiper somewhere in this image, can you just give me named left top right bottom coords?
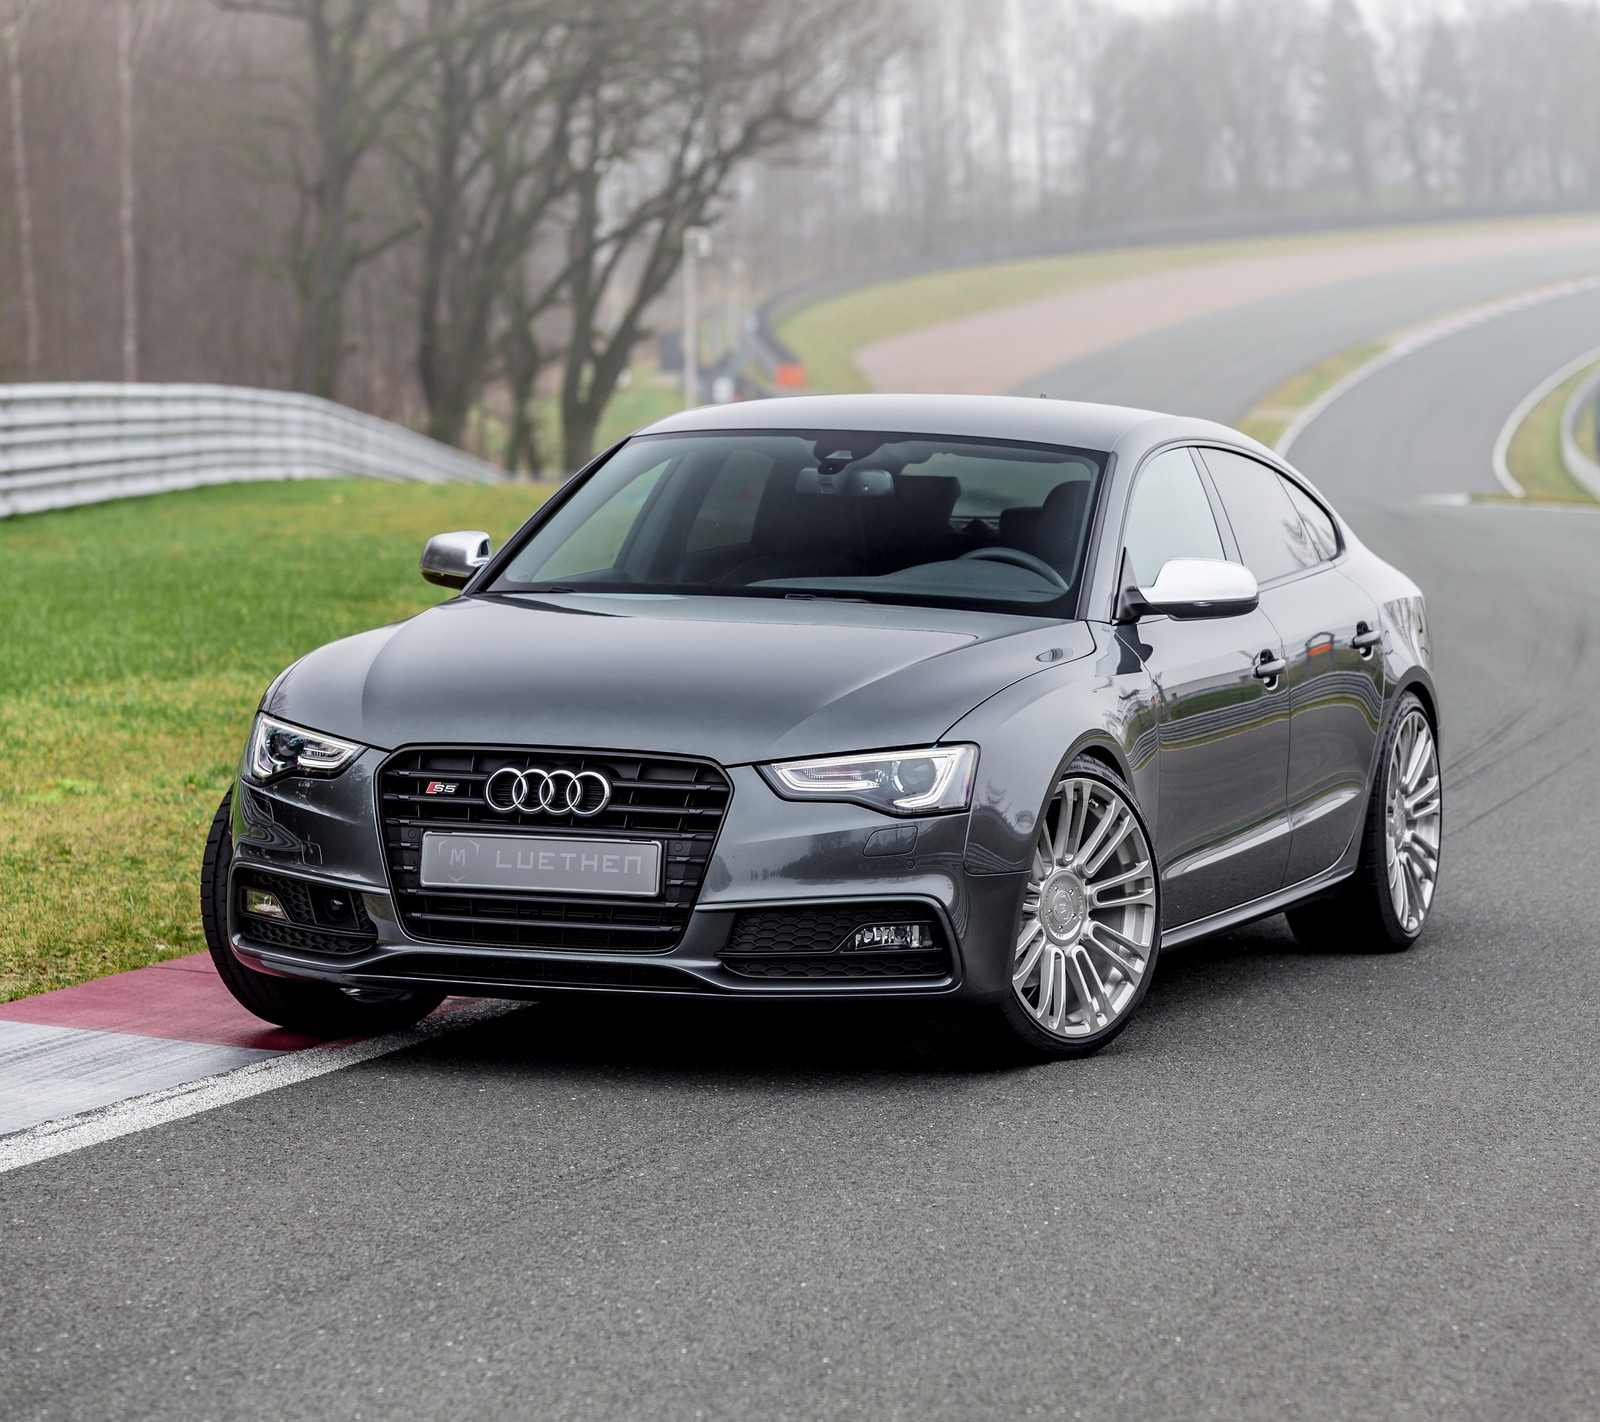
left=783, top=592, right=871, bottom=603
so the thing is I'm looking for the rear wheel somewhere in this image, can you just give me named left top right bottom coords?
left=1286, top=691, right=1442, bottom=953
left=981, top=754, right=1160, bottom=1061
left=200, top=792, right=445, bottom=1038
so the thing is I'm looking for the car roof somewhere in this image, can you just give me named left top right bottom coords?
left=636, top=393, right=1262, bottom=459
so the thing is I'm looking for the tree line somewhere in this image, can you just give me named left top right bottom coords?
left=750, top=0, right=1600, bottom=295
left=2, top=0, right=1597, bottom=472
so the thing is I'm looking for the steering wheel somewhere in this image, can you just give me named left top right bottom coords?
left=960, top=546, right=1071, bottom=592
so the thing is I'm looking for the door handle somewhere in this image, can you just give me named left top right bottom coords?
left=1352, top=622, right=1382, bottom=656
left=1253, top=651, right=1288, bottom=683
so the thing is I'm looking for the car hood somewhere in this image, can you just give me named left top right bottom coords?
left=265, top=593, right=1096, bottom=765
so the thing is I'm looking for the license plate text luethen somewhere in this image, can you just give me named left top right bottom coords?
left=418, top=833, right=662, bottom=897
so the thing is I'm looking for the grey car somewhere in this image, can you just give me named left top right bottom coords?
left=201, top=394, right=1442, bottom=1058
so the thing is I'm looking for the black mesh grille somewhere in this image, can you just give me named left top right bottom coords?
left=724, top=954, right=949, bottom=980
left=358, top=953, right=697, bottom=991
left=238, top=918, right=374, bottom=957
left=236, top=870, right=376, bottom=957
left=720, top=902, right=951, bottom=982
left=727, top=902, right=941, bottom=955
left=378, top=747, right=731, bottom=952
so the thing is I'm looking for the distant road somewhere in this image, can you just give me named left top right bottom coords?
left=1026, top=237, right=1600, bottom=424
left=4, top=256, right=1600, bottom=1421
left=850, top=218, right=1600, bottom=409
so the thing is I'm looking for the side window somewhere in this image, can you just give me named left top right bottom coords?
left=685, top=452, right=770, bottom=552
left=1199, top=448, right=1318, bottom=582
left=1283, top=479, right=1340, bottom=561
left=1122, top=447, right=1225, bottom=583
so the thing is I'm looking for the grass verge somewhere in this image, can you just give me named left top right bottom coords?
left=1233, top=341, right=1387, bottom=448
left=1502, top=362, right=1600, bottom=502
left=0, top=478, right=548, bottom=1001
left=1576, top=381, right=1599, bottom=464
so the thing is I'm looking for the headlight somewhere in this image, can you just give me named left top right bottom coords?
left=761, top=745, right=978, bottom=816
left=244, top=714, right=363, bottom=785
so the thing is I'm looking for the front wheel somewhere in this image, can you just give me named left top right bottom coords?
left=1286, top=691, right=1442, bottom=952
left=980, top=754, right=1161, bottom=1061
left=200, top=792, right=446, bottom=1038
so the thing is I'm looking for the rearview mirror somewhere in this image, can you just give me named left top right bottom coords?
left=1131, top=558, right=1258, bottom=619
left=420, top=530, right=491, bottom=589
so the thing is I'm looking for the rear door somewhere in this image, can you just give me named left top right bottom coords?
left=1121, top=447, right=1292, bottom=929
left=1197, top=448, right=1386, bottom=888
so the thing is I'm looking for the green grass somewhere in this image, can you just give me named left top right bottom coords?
left=1577, top=384, right=1599, bottom=464
left=0, top=477, right=549, bottom=1001
left=1234, top=341, right=1387, bottom=448
left=1503, top=363, right=1600, bottom=502
left=774, top=215, right=1600, bottom=395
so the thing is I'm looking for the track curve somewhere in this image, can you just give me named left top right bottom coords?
left=4, top=263, right=1600, bottom=1422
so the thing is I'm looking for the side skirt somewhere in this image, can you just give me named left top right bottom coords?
left=1162, top=862, right=1357, bottom=948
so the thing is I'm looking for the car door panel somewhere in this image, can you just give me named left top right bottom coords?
left=1259, top=568, right=1386, bottom=885
left=1136, top=613, right=1292, bottom=928
left=1196, top=446, right=1387, bottom=891
left=1119, top=445, right=1292, bottom=930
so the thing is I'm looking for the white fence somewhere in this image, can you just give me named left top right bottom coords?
left=0, top=382, right=504, bottom=518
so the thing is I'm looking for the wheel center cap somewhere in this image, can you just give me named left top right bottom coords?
left=1040, top=871, right=1088, bottom=944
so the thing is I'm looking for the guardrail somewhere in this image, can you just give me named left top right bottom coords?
left=1559, top=361, right=1600, bottom=499
left=0, top=382, right=505, bottom=518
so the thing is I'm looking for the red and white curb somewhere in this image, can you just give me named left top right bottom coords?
left=0, top=954, right=510, bottom=1173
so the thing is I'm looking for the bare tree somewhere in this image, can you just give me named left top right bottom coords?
left=555, top=0, right=891, bottom=469
left=1315, top=0, right=1383, bottom=200
left=1, top=0, right=39, bottom=375
left=216, top=0, right=423, bottom=398
left=391, top=0, right=582, bottom=446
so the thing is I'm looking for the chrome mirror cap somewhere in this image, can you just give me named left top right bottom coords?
left=420, top=530, right=492, bottom=589
left=1138, top=558, right=1259, bottom=619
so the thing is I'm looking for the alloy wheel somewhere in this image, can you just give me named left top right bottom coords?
left=1012, top=774, right=1158, bottom=1039
left=1384, top=708, right=1442, bottom=934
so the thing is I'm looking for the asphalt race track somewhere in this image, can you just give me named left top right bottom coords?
left=5, top=257, right=1600, bottom=1421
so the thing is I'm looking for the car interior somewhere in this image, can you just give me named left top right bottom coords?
left=498, top=433, right=1107, bottom=608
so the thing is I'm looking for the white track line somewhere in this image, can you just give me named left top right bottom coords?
left=1276, top=272, right=1600, bottom=462
left=0, top=998, right=521, bottom=1174
left=1490, top=343, right=1600, bottom=498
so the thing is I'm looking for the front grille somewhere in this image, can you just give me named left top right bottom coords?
left=719, top=902, right=952, bottom=982
left=378, top=747, right=731, bottom=952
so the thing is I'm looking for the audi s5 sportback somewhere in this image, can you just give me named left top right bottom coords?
left=201, top=394, right=1442, bottom=1058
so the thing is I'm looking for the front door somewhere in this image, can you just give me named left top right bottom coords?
left=1121, top=447, right=1292, bottom=929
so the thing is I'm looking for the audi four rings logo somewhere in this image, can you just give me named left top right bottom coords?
left=484, top=766, right=612, bottom=817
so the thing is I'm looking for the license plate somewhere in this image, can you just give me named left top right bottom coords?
left=419, top=833, right=662, bottom=897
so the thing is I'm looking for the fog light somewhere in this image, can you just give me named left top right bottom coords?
left=243, top=888, right=287, bottom=920
left=849, top=923, right=934, bottom=952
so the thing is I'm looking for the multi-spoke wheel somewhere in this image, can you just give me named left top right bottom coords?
left=989, top=754, right=1160, bottom=1059
left=1287, top=690, right=1442, bottom=953
left=1384, top=706, right=1442, bottom=933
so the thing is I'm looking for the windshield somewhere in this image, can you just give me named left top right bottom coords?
left=491, top=430, right=1107, bottom=615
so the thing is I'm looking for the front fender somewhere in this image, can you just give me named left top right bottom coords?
left=950, top=624, right=1160, bottom=876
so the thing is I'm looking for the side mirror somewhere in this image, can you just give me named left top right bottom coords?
left=1124, top=558, right=1258, bottom=620
left=420, top=530, right=492, bottom=589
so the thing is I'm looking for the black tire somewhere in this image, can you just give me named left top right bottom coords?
left=201, top=791, right=445, bottom=1037
left=975, top=753, right=1161, bottom=1063
left=1286, top=690, right=1441, bottom=954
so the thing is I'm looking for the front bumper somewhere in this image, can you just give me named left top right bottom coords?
left=227, top=753, right=1028, bottom=1004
